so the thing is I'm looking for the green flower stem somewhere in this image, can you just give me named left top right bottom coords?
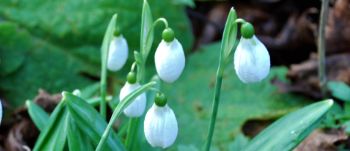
left=204, top=8, right=238, bottom=151
left=318, top=0, right=329, bottom=96
left=204, top=59, right=225, bottom=151
left=100, top=79, right=107, bottom=119
left=96, top=81, right=156, bottom=151
left=125, top=118, right=139, bottom=150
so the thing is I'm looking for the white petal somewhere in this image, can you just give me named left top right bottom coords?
left=119, top=82, right=146, bottom=117
left=234, top=36, right=270, bottom=83
left=0, top=100, right=2, bottom=125
left=107, top=35, right=128, bottom=71
left=144, top=104, right=178, bottom=148
left=155, top=39, right=185, bottom=83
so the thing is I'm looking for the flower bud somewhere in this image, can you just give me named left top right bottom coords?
left=154, top=39, right=185, bottom=83
left=72, top=89, right=81, bottom=96
left=234, top=36, right=270, bottom=83
left=119, top=82, right=146, bottom=117
left=144, top=104, right=178, bottom=148
left=107, top=35, right=128, bottom=71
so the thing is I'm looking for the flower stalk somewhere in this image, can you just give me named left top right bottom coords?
left=204, top=8, right=237, bottom=151
left=318, top=0, right=329, bottom=96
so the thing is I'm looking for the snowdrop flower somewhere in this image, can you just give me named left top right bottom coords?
left=155, top=28, right=185, bottom=83
left=119, top=72, right=146, bottom=117
left=107, top=30, right=128, bottom=71
left=144, top=93, right=178, bottom=148
left=234, top=22, right=270, bottom=83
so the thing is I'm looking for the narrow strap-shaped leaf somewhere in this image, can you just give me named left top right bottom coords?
left=67, top=114, right=94, bottom=151
left=244, top=99, right=333, bottom=151
left=140, top=0, right=154, bottom=59
left=63, top=92, right=126, bottom=151
left=100, top=13, right=118, bottom=119
left=222, top=7, right=238, bottom=60
left=26, top=100, right=49, bottom=131
left=33, top=101, right=69, bottom=151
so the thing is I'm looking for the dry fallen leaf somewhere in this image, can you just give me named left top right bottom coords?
left=294, top=129, right=348, bottom=151
left=273, top=53, right=350, bottom=99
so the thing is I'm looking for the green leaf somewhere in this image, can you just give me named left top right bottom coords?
left=327, top=81, right=350, bottom=102
left=67, top=115, right=94, bottom=151
left=162, top=43, right=310, bottom=150
left=140, top=0, right=154, bottom=60
left=100, top=14, right=117, bottom=118
left=63, top=92, right=125, bottom=151
left=244, top=99, right=333, bottom=151
left=0, top=0, right=193, bottom=107
left=0, top=22, right=95, bottom=108
left=171, top=0, right=195, bottom=8
left=25, top=100, right=49, bottom=131
left=33, top=101, right=69, bottom=151
left=222, top=8, right=238, bottom=60
left=343, top=120, right=350, bottom=134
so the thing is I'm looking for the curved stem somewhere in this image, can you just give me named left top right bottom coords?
left=142, top=17, right=169, bottom=61
left=318, top=0, right=329, bottom=96
left=235, top=18, right=246, bottom=24
left=154, top=17, right=169, bottom=29
left=131, top=62, right=137, bottom=72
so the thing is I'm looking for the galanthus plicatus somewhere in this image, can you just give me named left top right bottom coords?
left=234, top=22, right=270, bottom=83
left=107, top=30, right=129, bottom=71
left=144, top=93, right=178, bottom=148
left=119, top=72, right=146, bottom=117
left=154, top=28, right=185, bottom=83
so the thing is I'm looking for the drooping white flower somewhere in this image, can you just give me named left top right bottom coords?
left=144, top=104, right=178, bottom=148
left=119, top=82, right=146, bottom=117
left=107, top=35, right=128, bottom=71
left=234, top=35, right=270, bottom=83
left=154, top=39, right=185, bottom=83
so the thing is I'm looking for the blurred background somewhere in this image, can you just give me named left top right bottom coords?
left=1, top=0, right=350, bottom=150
